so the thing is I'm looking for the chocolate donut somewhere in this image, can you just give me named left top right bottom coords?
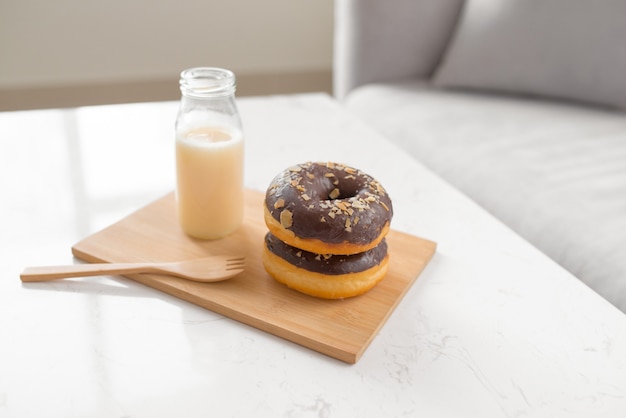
left=264, top=162, right=393, bottom=255
left=262, top=233, right=389, bottom=299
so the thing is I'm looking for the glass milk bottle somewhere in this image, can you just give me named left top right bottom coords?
left=175, top=67, right=244, bottom=239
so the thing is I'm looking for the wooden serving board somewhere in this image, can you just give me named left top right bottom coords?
left=72, top=189, right=436, bottom=364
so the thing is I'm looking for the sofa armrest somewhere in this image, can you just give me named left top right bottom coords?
left=333, top=0, right=464, bottom=100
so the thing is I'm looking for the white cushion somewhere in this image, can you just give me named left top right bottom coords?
left=344, top=81, right=626, bottom=312
left=433, top=0, right=626, bottom=110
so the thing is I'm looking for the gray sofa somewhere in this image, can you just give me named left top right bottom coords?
left=334, top=0, right=626, bottom=313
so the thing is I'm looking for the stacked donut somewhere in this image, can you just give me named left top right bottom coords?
left=262, top=162, right=393, bottom=299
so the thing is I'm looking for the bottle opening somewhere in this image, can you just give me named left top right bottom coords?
left=180, top=67, right=236, bottom=97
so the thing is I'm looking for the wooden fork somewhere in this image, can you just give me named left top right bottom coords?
left=20, top=255, right=245, bottom=283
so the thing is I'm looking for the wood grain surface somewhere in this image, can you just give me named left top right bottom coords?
left=72, top=189, right=436, bottom=363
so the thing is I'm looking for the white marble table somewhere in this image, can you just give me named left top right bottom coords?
left=1, top=93, right=625, bottom=417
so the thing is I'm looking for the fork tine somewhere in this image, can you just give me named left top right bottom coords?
left=224, top=255, right=245, bottom=273
left=226, top=257, right=245, bottom=266
left=226, top=263, right=246, bottom=271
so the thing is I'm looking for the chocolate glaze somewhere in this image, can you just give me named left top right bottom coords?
left=265, top=162, right=393, bottom=245
left=265, top=233, right=387, bottom=275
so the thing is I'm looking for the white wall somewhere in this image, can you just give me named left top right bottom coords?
left=0, top=0, right=333, bottom=90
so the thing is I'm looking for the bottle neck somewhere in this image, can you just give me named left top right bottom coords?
left=176, top=68, right=242, bottom=134
left=179, top=67, right=236, bottom=99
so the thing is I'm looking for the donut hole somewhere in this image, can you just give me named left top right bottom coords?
left=325, top=189, right=355, bottom=201
left=324, top=178, right=362, bottom=201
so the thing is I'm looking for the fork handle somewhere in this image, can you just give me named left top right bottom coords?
left=20, top=262, right=156, bottom=282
